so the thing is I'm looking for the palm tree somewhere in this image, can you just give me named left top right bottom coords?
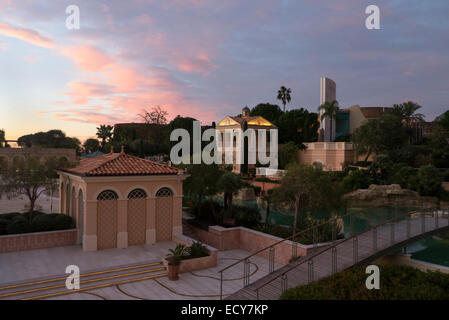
left=318, top=100, right=340, bottom=142
left=392, top=101, right=425, bottom=143
left=277, top=86, right=292, bottom=112
left=96, top=125, right=113, bottom=150
left=392, top=101, right=424, bottom=126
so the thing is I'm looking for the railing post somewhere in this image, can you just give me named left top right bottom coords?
left=308, top=260, right=314, bottom=283
left=421, top=211, right=425, bottom=233
left=332, top=219, right=337, bottom=242
left=291, top=237, right=298, bottom=260
left=350, top=213, right=354, bottom=237
left=372, top=227, right=377, bottom=252
left=313, top=228, right=318, bottom=252
left=220, top=271, right=223, bottom=300
left=435, top=210, right=439, bottom=229
left=269, top=247, right=275, bottom=273
left=331, top=246, right=337, bottom=274
left=390, top=222, right=395, bottom=245
left=244, top=259, right=250, bottom=287
left=406, top=215, right=411, bottom=239
left=353, top=237, right=358, bottom=264
left=281, top=274, right=288, bottom=293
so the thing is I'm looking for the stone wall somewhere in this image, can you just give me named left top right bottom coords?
left=0, top=147, right=77, bottom=165
left=184, top=224, right=327, bottom=265
left=0, top=229, right=78, bottom=253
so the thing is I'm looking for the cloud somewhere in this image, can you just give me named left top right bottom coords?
left=60, top=46, right=113, bottom=72
left=0, top=22, right=55, bottom=48
left=172, top=54, right=218, bottom=74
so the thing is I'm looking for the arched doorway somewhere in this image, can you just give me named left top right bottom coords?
left=78, top=189, right=84, bottom=245
left=97, top=190, right=118, bottom=250
left=127, top=189, right=147, bottom=246
left=65, top=183, right=70, bottom=215
left=70, top=186, right=76, bottom=219
left=60, top=181, right=65, bottom=214
left=155, top=187, right=173, bottom=242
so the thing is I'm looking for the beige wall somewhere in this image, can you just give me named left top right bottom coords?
left=298, top=142, right=355, bottom=171
left=348, top=105, right=367, bottom=134
left=58, top=172, right=186, bottom=251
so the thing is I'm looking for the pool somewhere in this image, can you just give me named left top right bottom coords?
left=229, top=199, right=449, bottom=267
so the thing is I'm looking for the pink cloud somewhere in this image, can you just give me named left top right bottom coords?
left=60, top=46, right=113, bottom=72
left=172, top=53, right=218, bottom=74
left=0, top=22, right=55, bottom=48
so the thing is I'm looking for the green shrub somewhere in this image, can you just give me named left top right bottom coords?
left=281, top=265, right=449, bottom=300
left=6, top=216, right=34, bottom=234
left=0, top=218, right=10, bottom=235
left=32, top=214, right=74, bottom=232
left=186, top=241, right=210, bottom=259
left=341, top=169, right=373, bottom=193
left=232, top=205, right=261, bottom=228
left=0, top=212, right=75, bottom=235
left=416, top=165, right=442, bottom=196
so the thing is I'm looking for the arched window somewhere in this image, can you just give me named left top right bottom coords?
left=128, top=188, right=147, bottom=199
left=97, top=190, right=118, bottom=201
left=156, top=187, right=173, bottom=197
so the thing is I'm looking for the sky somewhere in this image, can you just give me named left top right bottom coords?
left=1, top=0, right=449, bottom=142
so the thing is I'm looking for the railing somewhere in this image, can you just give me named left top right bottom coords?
left=218, top=206, right=381, bottom=299
left=252, top=208, right=449, bottom=299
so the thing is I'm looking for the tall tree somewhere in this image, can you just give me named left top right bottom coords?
left=276, top=108, right=319, bottom=145
left=182, top=163, right=223, bottom=223
left=272, top=163, right=342, bottom=238
left=0, top=156, right=58, bottom=221
left=217, top=172, right=243, bottom=219
left=96, top=125, right=113, bottom=150
left=250, top=103, right=283, bottom=123
left=277, top=86, right=292, bottom=112
left=318, top=100, right=340, bottom=142
left=139, top=105, right=169, bottom=124
left=83, top=138, right=101, bottom=154
left=352, top=114, right=408, bottom=161
left=437, top=110, right=449, bottom=133
left=392, top=101, right=425, bottom=143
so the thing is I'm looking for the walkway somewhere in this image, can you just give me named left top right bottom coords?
left=227, top=212, right=449, bottom=300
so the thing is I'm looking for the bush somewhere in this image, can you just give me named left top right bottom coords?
left=6, top=216, right=34, bottom=234
left=186, top=241, right=210, bottom=259
left=416, top=165, right=442, bottom=196
left=232, top=205, right=261, bottom=228
left=32, top=214, right=74, bottom=232
left=0, top=212, right=75, bottom=235
left=281, top=265, right=449, bottom=300
left=341, top=169, right=373, bottom=193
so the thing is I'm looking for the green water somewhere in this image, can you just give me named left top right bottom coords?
left=231, top=199, right=449, bottom=267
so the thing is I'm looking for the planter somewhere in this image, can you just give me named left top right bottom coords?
left=167, top=264, right=180, bottom=281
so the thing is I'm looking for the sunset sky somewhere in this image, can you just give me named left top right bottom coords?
left=1, top=0, right=449, bottom=142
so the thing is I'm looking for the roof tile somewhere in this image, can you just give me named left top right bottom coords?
left=63, top=152, right=178, bottom=176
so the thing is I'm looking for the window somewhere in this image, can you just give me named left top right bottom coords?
left=156, top=187, right=173, bottom=197
left=128, top=188, right=147, bottom=199
left=97, top=190, right=118, bottom=201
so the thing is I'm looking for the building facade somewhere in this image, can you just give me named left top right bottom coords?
left=58, top=147, right=187, bottom=251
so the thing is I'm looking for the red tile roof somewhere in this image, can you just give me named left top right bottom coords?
left=62, top=151, right=179, bottom=176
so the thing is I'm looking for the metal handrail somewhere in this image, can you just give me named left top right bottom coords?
left=253, top=208, right=443, bottom=294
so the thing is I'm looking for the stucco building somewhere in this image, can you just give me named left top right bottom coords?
left=216, top=107, right=277, bottom=173
left=58, top=147, right=187, bottom=251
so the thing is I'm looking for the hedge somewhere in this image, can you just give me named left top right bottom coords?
left=280, top=265, right=449, bottom=300
left=0, top=211, right=75, bottom=235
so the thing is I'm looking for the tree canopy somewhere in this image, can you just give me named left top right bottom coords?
left=17, top=130, right=81, bottom=153
left=250, top=103, right=283, bottom=123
